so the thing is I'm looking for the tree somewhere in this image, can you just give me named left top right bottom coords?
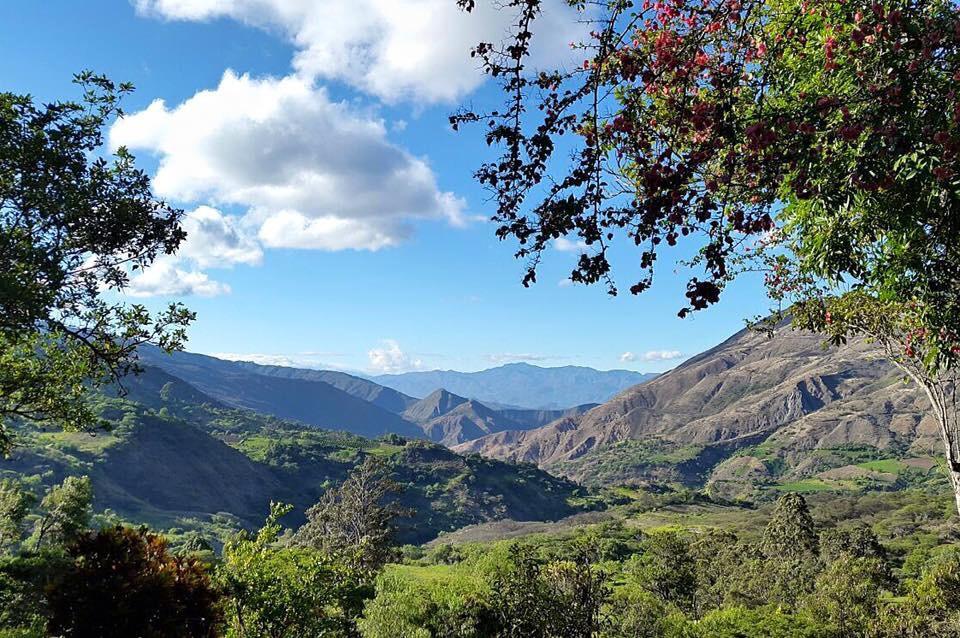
left=689, top=529, right=749, bottom=615
left=46, top=525, right=221, bottom=638
left=455, top=0, right=960, bottom=511
left=802, top=556, right=887, bottom=636
left=294, top=456, right=405, bottom=574
left=0, top=72, right=193, bottom=452
left=490, top=544, right=610, bottom=637
left=358, top=570, right=498, bottom=638
left=32, top=476, right=92, bottom=550
left=0, top=480, right=33, bottom=551
left=872, top=550, right=960, bottom=637
left=601, top=587, right=675, bottom=638
left=626, top=530, right=697, bottom=613
left=754, top=494, right=821, bottom=609
left=761, top=494, right=819, bottom=560
left=218, top=502, right=367, bottom=638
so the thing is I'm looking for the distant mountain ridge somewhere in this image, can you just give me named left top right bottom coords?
left=372, top=362, right=657, bottom=410
left=136, top=347, right=617, bottom=446
left=399, top=389, right=597, bottom=446
left=137, top=346, right=424, bottom=439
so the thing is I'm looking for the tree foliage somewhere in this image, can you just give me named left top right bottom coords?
left=761, top=492, right=819, bottom=559
left=626, top=530, right=696, bottom=613
left=31, top=476, right=92, bottom=551
left=218, top=502, right=369, bottom=638
left=454, top=0, right=960, bottom=342
left=0, top=72, right=193, bottom=451
left=0, top=481, right=33, bottom=551
left=295, top=456, right=406, bottom=574
left=491, top=544, right=610, bottom=637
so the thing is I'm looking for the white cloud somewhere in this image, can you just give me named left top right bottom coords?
left=111, top=71, right=465, bottom=252
left=257, top=210, right=410, bottom=251
left=620, top=350, right=683, bottom=363
left=553, top=237, right=588, bottom=252
left=180, top=205, right=263, bottom=267
left=134, top=0, right=583, bottom=103
left=367, top=340, right=424, bottom=374
left=124, top=205, right=260, bottom=298
left=127, top=256, right=231, bottom=297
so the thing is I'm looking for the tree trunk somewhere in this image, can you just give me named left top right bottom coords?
left=912, top=373, right=960, bottom=514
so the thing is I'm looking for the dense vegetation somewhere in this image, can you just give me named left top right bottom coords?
left=0, top=74, right=192, bottom=449
left=0, top=466, right=957, bottom=636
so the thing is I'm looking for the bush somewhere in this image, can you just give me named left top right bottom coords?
left=218, top=503, right=370, bottom=638
left=46, top=525, right=221, bottom=638
left=359, top=570, right=495, bottom=638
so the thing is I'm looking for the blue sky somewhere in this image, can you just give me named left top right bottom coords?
left=2, top=0, right=772, bottom=374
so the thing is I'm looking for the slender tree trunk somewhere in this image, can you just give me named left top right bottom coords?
left=896, top=364, right=960, bottom=514
left=921, top=376, right=960, bottom=514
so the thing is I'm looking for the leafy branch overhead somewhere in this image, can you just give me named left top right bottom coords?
left=455, top=0, right=960, bottom=512
left=454, top=0, right=960, bottom=359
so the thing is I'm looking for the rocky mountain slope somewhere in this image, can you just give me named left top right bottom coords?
left=372, top=363, right=656, bottom=409
left=398, top=389, right=597, bottom=446
left=455, top=322, right=942, bottom=495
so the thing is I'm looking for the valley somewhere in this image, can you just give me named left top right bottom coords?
left=2, top=320, right=951, bottom=549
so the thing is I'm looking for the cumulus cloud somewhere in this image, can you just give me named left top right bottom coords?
left=124, top=205, right=260, bottom=298
left=111, top=71, right=464, bottom=252
left=367, top=340, right=424, bottom=374
left=553, top=237, right=588, bottom=252
left=127, top=256, right=231, bottom=297
left=620, top=350, right=683, bottom=363
left=179, top=205, right=263, bottom=267
left=134, top=0, right=583, bottom=103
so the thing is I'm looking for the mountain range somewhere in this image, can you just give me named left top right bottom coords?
left=371, top=363, right=657, bottom=409
left=140, top=324, right=945, bottom=500
left=2, top=364, right=587, bottom=544
left=6, top=319, right=946, bottom=549
left=137, top=348, right=620, bottom=445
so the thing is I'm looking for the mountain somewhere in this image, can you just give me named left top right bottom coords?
left=137, top=347, right=423, bottom=439
left=372, top=363, right=657, bottom=409
left=399, top=389, right=600, bottom=446
left=2, top=366, right=588, bottom=544
left=403, top=389, right=471, bottom=422
left=455, top=321, right=942, bottom=497
left=231, top=362, right=417, bottom=413
left=138, top=348, right=607, bottom=446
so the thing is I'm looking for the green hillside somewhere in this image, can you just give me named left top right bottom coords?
left=0, top=367, right=588, bottom=545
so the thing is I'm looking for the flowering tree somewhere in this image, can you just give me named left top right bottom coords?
left=455, top=0, right=960, bottom=510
